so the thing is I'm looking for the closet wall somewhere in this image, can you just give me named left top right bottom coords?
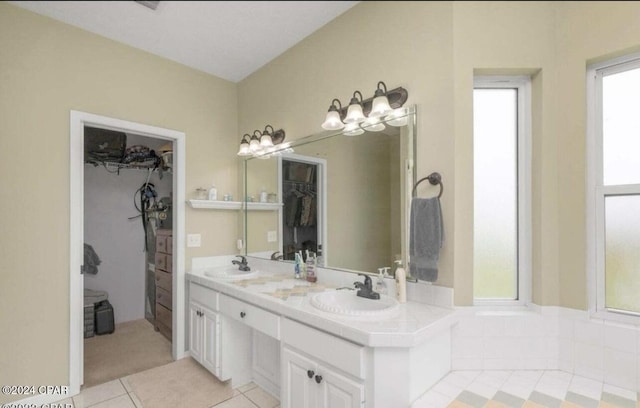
left=84, top=134, right=172, bottom=324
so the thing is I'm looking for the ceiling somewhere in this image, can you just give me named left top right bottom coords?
left=9, top=1, right=358, bottom=82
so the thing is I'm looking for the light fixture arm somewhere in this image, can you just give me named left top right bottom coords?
left=338, top=86, right=408, bottom=118
left=350, top=90, right=363, bottom=105
left=263, top=124, right=275, bottom=135
left=374, top=81, right=388, bottom=97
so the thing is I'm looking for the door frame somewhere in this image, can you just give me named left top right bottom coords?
left=277, top=154, right=327, bottom=265
left=69, top=111, right=186, bottom=394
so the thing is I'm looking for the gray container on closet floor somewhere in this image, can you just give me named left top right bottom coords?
left=84, top=289, right=108, bottom=338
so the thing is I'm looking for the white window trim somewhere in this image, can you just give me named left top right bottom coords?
left=473, top=76, right=532, bottom=307
left=587, top=52, right=640, bottom=325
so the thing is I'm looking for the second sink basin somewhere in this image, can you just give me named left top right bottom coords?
left=203, top=266, right=259, bottom=280
left=309, top=290, right=400, bottom=320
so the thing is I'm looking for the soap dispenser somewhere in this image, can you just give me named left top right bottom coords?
left=375, top=267, right=389, bottom=295
left=394, top=260, right=407, bottom=303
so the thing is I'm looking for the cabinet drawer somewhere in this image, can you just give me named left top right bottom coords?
left=155, top=269, right=172, bottom=292
left=219, top=294, right=280, bottom=339
left=190, top=282, right=218, bottom=312
left=156, top=303, right=172, bottom=329
left=282, top=318, right=364, bottom=379
left=155, top=253, right=173, bottom=273
left=165, top=235, right=173, bottom=254
left=156, top=235, right=167, bottom=254
left=156, top=287, right=172, bottom=310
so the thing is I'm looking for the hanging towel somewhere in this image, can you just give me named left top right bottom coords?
left=83, top=243, right=101, bottom=275
left=409, top=197, right=444, bottom=282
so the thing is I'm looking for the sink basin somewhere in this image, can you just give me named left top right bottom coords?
left=203, top=266, right=259, bottom=280
left=309, top=290, right=400, bottom=320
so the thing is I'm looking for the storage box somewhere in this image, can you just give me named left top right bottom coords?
left=95, top=300, right=115, bottom=335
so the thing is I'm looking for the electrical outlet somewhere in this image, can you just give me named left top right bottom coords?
left=267, top=230, right=277, bottom=242
left=187, top=233, right=201, bottom=247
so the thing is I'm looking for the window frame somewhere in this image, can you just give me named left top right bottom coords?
left=473, top=76, right=532, bottom=306
left=587, top=53, right=640, bottom=324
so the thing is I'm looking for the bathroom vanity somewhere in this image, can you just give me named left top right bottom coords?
left=186, top=261, right=453, bottom=408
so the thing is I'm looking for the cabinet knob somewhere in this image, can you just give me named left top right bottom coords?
left=315, top=375, right=323, bottom=384
left=307, top=370, right=314, bottom=379
left=240, top=311, right=246, bottom=318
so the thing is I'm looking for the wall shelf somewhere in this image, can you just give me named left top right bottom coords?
left=187, top=200, right=282, bottom=211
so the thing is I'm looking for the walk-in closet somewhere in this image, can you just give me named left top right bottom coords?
left=82, top=126, right=174, bottom=387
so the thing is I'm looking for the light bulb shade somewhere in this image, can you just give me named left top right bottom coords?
left=249, top=137, right=260, bottom=152
left=370, top=95, right=393, bottom=118
left=343, top=123, right=364, bottom=136
left=321, top=109, right=345, bottom=130
left=344, top=103, right=365, bottom=124
left=237, top=142, right=251, bottom=156
left=362, top=116, right=385, bottom=132
left=386, top=108, right=408, bottom=127
left=260, top=134, right=273, bottom=147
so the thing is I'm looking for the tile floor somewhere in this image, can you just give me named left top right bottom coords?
left=54, top=378, right=279, bottom=408
left=414, top=370, right=640, bottom=408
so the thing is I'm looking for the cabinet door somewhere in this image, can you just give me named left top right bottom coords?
left=317, top=365, right=364, bottom=408
left=282, top=347, right=316, bottom=408
left=202, top=306, right=221, bottom=378
left=189, top=302, right=203, bottom=363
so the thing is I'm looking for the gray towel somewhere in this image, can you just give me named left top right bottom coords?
left=83, top=243, right=101, bottom=275
left=409, top=197, right=444, bottom=282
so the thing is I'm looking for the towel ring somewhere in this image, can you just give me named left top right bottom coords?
left=412, top=172, right=443, bottom=198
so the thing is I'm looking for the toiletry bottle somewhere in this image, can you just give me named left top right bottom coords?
left=299, top=250, right=306, bottom=279
left=294, top=252, right=301, bottom=279
left=395, top=260, right=407, bottom=303
left=306, top=251, right=317, bottom=283
left=208, top=184, right=218, bottom=201
left=375, top=267, right=389, bottom=295
left=260, top=187, right=268, bottom=203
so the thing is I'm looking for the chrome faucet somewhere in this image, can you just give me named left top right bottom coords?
left=354, top=274, right=380, bottom=300
left=231, top=255, right=250, bottom=271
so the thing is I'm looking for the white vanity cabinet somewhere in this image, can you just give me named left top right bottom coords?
left=281, top=318, right=365, bottom=408
left=189, top=301, right=223, bottom=378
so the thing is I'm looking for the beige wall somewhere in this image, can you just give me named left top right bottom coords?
left=239, top=1, right=640, bottom=307
left=0, top=3, right=237, bottom=402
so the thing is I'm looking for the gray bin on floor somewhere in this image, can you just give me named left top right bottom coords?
left=84, top=289, right=108, bottom=338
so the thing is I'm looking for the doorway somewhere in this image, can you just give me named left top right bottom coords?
left=278, top=154, right=327, bottom=266
left=69, top=111, right=186, bottom=395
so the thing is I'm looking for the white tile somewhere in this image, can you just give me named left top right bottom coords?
left=53, top=398, right=74, bottom=407
left=603, top=383, right=637, bottom=401
left=452, top=335, right=483, bottom=359
left=452, top=358, right=483, bottom=370
left=604, top=324, right=637, bottom=353
left=540, top=370, right=573, bottom=384
left=214, top=394, right=263, bottom=408
left=511, top=370, right=544, bottom=382
left=128, top=392, right=143, bottom=408
left=244, top=386, right=279, bottom=408
left=89, top=395, right=135, bottom=408
left=482, top=317, right=506, bottom=337
left=411, top=390, right=452, bottom=408
left=73, top=380, right=127, bottom=408
left=236, top=382, right=258, bottom=393
left=500, top=374, right=538, bottom=399
left=440, top=371, right=481, bottom=388
left=574, top=342, right=604, bottom=381
left=574, top=319, right=604, bottom=346
left=430, top=380, right=464, bottom=399
left=558, top=317, right=574, bottom=340
left=473, top=370, right=511, bottom=388
left=467, top=378, right=499, bottom=399
left=534, top=379, right=570, bottom=400
left=568, top=374, right=603, bottom=400
left=119, top=378, right=132, bottom=393
left=604, top=349, right=637, bottom=390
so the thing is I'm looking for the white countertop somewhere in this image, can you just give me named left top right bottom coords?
left=186, top=267, right=455, bottom=348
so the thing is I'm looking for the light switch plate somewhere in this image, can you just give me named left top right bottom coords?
left=267, top=230, right=277, bottom=242
left=187, top=233, right=201, bottom=247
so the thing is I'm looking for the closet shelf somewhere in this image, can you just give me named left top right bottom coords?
left=187, top=200, right=283, bottom=211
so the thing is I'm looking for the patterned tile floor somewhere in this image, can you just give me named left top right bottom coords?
left=414, top=370, right=639, bottom=408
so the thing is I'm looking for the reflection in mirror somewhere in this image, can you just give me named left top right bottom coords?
left=243, top=106, right=416, bottom=276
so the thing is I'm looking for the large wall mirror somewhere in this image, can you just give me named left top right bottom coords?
left=243, top=105, right=416, bottom=276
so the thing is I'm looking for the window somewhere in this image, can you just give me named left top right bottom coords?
left=588, top=54, right=640, bottom=319
left=473, top=77, right=531, bottom=304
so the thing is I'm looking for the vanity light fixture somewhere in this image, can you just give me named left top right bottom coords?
left=321, top=99, right=345, bottom=130
left=237, top=134, right=252, bottom=156
left=237, top=126, right=287, bottom=157
left=260, top=125, right=275, bottom=148
left=344, top=91, right=366, bottom=124
left=320, top=81, right=408, bottom=132
left=369, top=81, right=393, bottom=118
